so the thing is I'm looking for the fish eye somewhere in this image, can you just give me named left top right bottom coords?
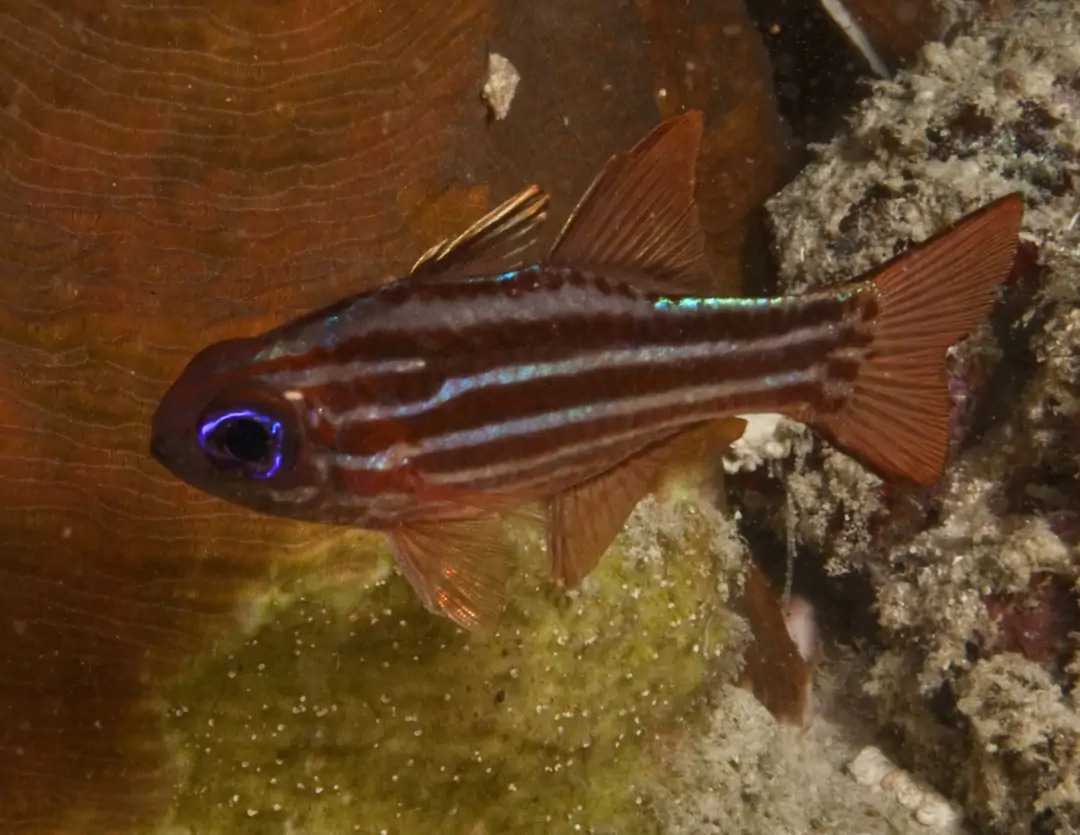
left=198, top=407, right=288, bottom=479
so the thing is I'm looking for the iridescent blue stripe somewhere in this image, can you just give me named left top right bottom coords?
left=414, top=370, right=815, bottom=455
left=330, top=368, right=819, bottom=474
left=318, top=321, right=842, bottom=428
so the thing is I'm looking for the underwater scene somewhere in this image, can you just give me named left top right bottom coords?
left=1, top=1, right=1078, bottom=833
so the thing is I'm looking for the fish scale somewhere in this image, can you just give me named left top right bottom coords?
left=151, top=110, right=1024, bottom=629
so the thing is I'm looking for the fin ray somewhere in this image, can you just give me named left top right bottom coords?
left=388, top=516, right=513, bottom=630
left=547, top=439, right=674, bottom=588
left=814, top=193, right=1024, bottom=484
left=547, top=418, right=747, bottom=587
left=547, top=111, right=712, bottom=292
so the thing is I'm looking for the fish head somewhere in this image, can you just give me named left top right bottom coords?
left=150, top=337, right=327, bottom=517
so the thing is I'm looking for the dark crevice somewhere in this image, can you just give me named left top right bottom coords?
left=746, top=0, right=872, bottom=153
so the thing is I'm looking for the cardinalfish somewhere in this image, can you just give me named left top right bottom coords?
left=150, top=110, right=1023, bottom=630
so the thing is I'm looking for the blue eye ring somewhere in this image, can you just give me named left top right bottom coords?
left=198, top=408, right=285, bottom=479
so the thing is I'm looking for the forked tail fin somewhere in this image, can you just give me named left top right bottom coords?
left=815, top=194, right=1024, bottom=484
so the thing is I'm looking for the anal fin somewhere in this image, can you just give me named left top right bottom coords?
left=547, top=439, right=675, bottom=589
left=547, top=417, right=747, bottom=587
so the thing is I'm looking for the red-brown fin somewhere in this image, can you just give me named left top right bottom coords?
left=814, top=193, right=1024, bottom=484
left=409, top=185, right=550, bottom=279
left=547, top=110, right=713, bottom=292
left=547, top=418, right=748, bottom=587
left=736, top=565, right=813, bottom=726
left=388, top=516, right=514, bottom=630
left=547, top=439, right=675, bottom=588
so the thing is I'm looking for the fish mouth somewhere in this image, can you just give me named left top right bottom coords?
left=149, top=432, right=167, bottom=463
left=148, top=429, right=180, bottom=470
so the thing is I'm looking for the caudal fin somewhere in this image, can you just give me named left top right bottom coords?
left=817, top=194, right=1024, bottom=484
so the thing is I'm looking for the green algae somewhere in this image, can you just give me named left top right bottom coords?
left=159, top=495, right=749, bottom=835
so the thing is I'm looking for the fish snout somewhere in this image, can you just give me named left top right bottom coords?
left=149, top=430, right=173, bottom=465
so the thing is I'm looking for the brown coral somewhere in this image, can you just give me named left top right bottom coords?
left=0, top=1, right=793, bottom=832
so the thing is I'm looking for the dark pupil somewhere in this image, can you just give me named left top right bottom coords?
left=221, top=418, right=272, bottom=464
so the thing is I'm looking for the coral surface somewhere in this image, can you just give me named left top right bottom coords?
left=0, top=2, right=788, bottom=831
left=161, top=497, right=749, bottom=835
left=733, top=1, right=1080, bottom=832
left=4, top=1, right=1078, bottom=833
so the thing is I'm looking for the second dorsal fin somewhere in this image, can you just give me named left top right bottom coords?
left=409, top=185, right=550, bottom=280
left=547, top=110, right=712, bottom=290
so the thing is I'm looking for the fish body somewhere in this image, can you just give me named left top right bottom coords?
left=151, top=110, right=1024, bottom=628
left=164, top=265, right=868, bottom=526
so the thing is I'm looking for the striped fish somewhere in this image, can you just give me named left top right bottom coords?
left=150, top=111, right=1023, bottom=629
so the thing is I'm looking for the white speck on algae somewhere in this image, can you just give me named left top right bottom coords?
left=161, top=496, right=750, bottom=835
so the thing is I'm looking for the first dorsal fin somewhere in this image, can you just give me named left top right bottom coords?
left=547, top=110, right=712, bottom=291
left=410, top=185, right=550, bottom=280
